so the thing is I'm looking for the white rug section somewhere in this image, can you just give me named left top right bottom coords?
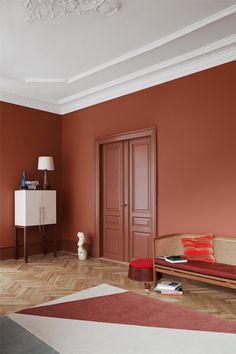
left=8, top=314, right=236, bottom=354
left=36, top=283, right=126, bottom=307
left=8, top=284, right=236, bottom=354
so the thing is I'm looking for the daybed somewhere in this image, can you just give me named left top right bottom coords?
left=153, top=234, right=236, bottom=289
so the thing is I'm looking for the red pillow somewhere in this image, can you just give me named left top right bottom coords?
left=181, top=234, right=215, bottom=263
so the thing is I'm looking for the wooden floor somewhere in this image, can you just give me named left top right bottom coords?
left=1, top=252, right=236, bottom=321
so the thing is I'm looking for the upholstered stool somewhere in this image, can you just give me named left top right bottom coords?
left=128, top=258, right=161, bottom=291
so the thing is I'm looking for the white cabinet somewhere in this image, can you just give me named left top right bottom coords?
left=15, top=190, right=56, bottom=226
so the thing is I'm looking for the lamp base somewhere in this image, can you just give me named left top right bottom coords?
left=42, top=184, right=51, bottom=190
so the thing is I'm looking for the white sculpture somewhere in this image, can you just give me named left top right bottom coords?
left=77, top=232, right=87, bottom=260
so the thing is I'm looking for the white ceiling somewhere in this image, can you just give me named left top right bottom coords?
left=0, top=0, right=236, bottom=115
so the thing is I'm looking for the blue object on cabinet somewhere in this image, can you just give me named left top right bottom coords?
left=21, top=170, right=27, bottom=189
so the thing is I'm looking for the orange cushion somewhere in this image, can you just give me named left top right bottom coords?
left=181, top=234, right=215, bottom=263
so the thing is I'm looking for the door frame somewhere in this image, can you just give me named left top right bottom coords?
left=94, top=127, right=156, bottom=258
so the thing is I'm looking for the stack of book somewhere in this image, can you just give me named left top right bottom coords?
left=154, top=281, right=183, bottom=296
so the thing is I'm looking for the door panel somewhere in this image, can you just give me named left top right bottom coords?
left=104, top=229, right=121, bottom=259
left=102, top=142, right=124, bottom=261
left=133, top=232, right=150, bottom=258
left=131, top=139, right=151, bottom=212
left=129, top=137, right=152, bottom=259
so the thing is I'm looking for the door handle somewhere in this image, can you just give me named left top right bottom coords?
left=42, top=207, right=45, bottom=225
left=121, top=202, right=128, bottom=207
left=39, top=208, right=41, bottom=233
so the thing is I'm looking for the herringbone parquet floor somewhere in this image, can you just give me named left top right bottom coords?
left=0, top=252, right=236, bottom=321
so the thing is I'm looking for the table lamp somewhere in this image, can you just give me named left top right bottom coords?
left=38, top=156, right=55, bottom=190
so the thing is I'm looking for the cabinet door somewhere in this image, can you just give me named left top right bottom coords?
left=41, top=191, right=56, bottom=225
left=25, top=191, right=42, bottom=226
left=15, top=191, right=27, bottom=226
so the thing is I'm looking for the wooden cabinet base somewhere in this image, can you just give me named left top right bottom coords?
left=15, top=225, right=57, bottom=263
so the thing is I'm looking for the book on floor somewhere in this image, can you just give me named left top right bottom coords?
left=160, top=290, right=184, bottom=296
left=154, top=281, right=182, bottom=292
left=158, top=255, right=187, bottom=263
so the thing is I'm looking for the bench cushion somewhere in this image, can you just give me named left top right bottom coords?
left=155, top=258, right=236, bottom=281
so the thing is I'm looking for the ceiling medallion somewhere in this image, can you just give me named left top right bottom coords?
left=25, top=0, right=120, bottom=23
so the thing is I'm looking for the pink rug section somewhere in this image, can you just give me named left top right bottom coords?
left=18, top=292, right=236, bottom=334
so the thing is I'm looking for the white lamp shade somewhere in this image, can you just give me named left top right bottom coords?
left=38, top=156, right=55, bottom=171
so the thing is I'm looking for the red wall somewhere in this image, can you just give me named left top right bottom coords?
left=61, top=62, right=236, bottom=254
left=0, top=103, right=61, bottom=259
left=0, top=62, right=235, bottom=259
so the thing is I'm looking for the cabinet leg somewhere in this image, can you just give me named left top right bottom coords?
left=43, top=225, right=47, bottom=255
left=54, top=225, right=57, bottom=257
left=24, top=227, right=28, bottom=263
left=15, top=227, right=18, bottom=260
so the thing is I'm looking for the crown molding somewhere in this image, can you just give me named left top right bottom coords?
left=67, top=4, right=236, bottom=84
left=59, top=37, right=236, bottom=114
left=1, top=5, right=236, bottom=116
left=23, top=4, right=236, bottom=84
left=1, top=37, right=235, bottom=115
left=59, top=35, right=236, bottom=105
left=25, top=78, right=66, bottom=84
left=0, top=90, right=60, bottom=114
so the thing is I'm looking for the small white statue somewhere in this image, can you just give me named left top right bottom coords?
left=77, top=232, right=87, bottom=260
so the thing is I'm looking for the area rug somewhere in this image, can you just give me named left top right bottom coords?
left=1, top=284, right=236, bottom=354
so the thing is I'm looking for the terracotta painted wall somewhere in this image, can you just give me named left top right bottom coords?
left=0, top=62, right=235, bottom=260
left=61, top=62, right=236, bottom=255
left=0, top=103, right=61, bottom=259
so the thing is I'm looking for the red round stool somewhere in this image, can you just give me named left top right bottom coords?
left=128, top=258, right=161, bottom=291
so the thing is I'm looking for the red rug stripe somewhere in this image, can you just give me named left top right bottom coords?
left=18, top=292, right=236, bottom=334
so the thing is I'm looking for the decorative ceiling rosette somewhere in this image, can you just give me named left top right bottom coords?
left=96, top=0, right=119, bottom=15
left=25, top=0, right=120, bottom=23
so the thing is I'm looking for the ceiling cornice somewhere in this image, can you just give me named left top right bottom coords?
left=1, top=37, right=234, bottom=116
left=59, top=38, right=236, bottom=114
left=24, top=4, right=236, bottom=84
left=0, top=5, right=235, bottom=115
left=0, top=90, right=60, bottom=114
left=63, top=3, right=236, bottom=84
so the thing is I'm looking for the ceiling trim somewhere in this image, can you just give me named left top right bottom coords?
left=0, top=36, right=235, bottom=115
left=59, top=35, right=236, bottom=104
left=23, top=4, right=236, bottom=84
left=25, top=78, right=66, bottom=84
left=59, top=36, right=236, bottom=114
left=0, top=90, right=60, bottom=114
left=0, top=5, right=235, bottom=115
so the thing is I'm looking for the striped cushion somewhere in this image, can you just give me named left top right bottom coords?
left=181, top=234, right=215, bottom=263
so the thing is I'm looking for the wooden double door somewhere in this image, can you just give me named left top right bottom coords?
left=101, top=132, right=156, bottom=262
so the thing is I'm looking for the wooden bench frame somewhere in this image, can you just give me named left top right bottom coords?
left=153, top=234, right=236, bottom=290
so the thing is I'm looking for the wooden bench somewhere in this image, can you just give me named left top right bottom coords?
left=153, top=234, right=236, bottom=289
